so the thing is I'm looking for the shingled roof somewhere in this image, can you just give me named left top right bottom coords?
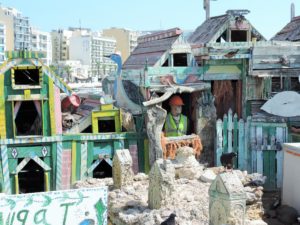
left=188, top=14, right=230, bottom=44
left=272, top=16, right=300, bottom=41
left=188, top=13, right=265, bottom=44
left=123, top=28, right=182, bottom=70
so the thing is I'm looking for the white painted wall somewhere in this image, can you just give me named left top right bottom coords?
left=282, top=143, right=300, bottom=214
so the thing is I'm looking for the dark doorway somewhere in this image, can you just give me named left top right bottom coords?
left=14, top=68, right=40, bottom=86
left=212, top=80, right=242, bottom=119
left=93, top=160, right=112, bottom=178
left=18, top=159, right=44, bottom=194
left=98, top=119, right=115, bottom=132
left=15, top=101, right=42, bottom=136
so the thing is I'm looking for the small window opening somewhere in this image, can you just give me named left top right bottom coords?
left=98, top=119, right=115, bottom=132
left=18, top=159, right=44, bottom=193
left=93, top=160, right=112, bottom=178
left=173, top=53, right=188, bottom=67
left=14, top=68, right=40, bottom=86
left=272, top=77, right=283, bottom=93
left=15, top=101, right=42, bottom=136
left=162, top=58, right=169, bottom=67
left=231, top=30, right=247, bottom=42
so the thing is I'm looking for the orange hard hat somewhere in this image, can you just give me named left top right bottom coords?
left=169, top=95, right=184, bottom=106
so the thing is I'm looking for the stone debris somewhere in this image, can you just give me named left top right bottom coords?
left=200, top=169, right=216, bottom=183
left=74, top=164, right=268, bottom=225
left=173, top=146, right=204, bottom=180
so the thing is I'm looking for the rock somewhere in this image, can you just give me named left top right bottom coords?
left=245, top=219, right=268, bottom=225
left=200, top=169, right=216, bottom=183
left=276, top=205, right=298, bottom=225
left=175, top=146, right=204, bottom=180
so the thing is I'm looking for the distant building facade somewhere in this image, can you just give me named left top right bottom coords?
left=69, top=32, right=116, bottom=80
left=51, top=29, right=73, bottom=63
left=31, top=28, right=52, bottom=65
left=0, top=6, right=31, bottom=51
left=0, top=23, right=6, bottom=63
left=102, top=28, right=141, bottom=62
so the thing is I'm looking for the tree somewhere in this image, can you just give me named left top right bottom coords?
left=64, top=65, right=72, bottom=83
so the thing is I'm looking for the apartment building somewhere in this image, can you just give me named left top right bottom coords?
left=31, top=28, right=52, bottom=65
left=69, top=33, right=116, bottom=80
left=0, top=23, right=6, bottom=63
left=51, top=29, right=73, bottom=63
left=102, top=28, right=141, bottom=62
left=0, top=6, right=30, bottom=51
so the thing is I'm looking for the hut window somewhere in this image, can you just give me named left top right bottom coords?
left=14, top=101, right=42, bottom=136
left=98, top=119, right=116, bottom=132
left=271, top=77, right=283, bottom=93
left=173, top=53, right=188, bottom=67
left=290, top=77, right=300, bottom=91
left=13, top=67, right=41, bottom=88
left=231, top=30, right=247, bottom=42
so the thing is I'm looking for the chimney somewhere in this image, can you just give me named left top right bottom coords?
left=203, top=0, right=210, bottom=20
left=291, top=3, right=295, bottom=21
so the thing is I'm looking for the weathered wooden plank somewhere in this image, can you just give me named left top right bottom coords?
left=223, top=114, right=228, bottom=153
left=216, top=119, right=223, bottom=167
left=276, top=150, right=283, bottom=188
left=238, top=119, right=245, bottom=170
left=233, top=113, right=238, bottom=167
left=276, top=127, right=284, bottom=188
left=245, top=117, right=251, bottom=172
left=263, top=151, right=270, bottom=189
left=256, top=126, right=263, bottom=151
left=269, top=151, right=277, bottom=190
left=256, top=150, right=263, bottom=175
left=250, top=123, right=256, bottom=173
left=227, top=109, right=233, bottom=153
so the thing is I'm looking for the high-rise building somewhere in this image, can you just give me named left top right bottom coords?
left=0, top=6, right=30, bottom=50
left=102, top=28, right=141, bottom=62
left=51, top=29, right=73, bottom=63
left=69, top=33, right=116, bottom=80
left=31, top=28, right=52, bottom=65
left=0, top=6, right=31, bottom=51
left=0, top=23, right=6, bottom=63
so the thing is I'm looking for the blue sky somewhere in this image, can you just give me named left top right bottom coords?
left=0, top=0, right=298, bottom=39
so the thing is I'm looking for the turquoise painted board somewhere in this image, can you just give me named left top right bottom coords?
left=0, top=187, right=108, bottom=225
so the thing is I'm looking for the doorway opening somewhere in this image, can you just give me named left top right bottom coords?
left=92, top=160, right=112, bottom=178
left=18, top=159, right=44, bottom=194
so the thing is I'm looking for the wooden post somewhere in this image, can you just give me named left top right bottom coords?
left=227, top=109, right=233, bottom=153
left=14, top=174, right=19, bottom=194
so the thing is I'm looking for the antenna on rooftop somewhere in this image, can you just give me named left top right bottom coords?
left=203, top=0, right=217, bottom=20
left=291, top=3, right=295, bottom=21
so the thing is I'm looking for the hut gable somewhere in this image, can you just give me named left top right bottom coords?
left=272, top=16, right=300, bottom=41
left=188, top=10, right=265, bottom=45
left=123, top=28, right=183, bottom=70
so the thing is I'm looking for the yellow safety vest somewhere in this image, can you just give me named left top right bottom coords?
left=165, top=113, right=187, bottom=137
